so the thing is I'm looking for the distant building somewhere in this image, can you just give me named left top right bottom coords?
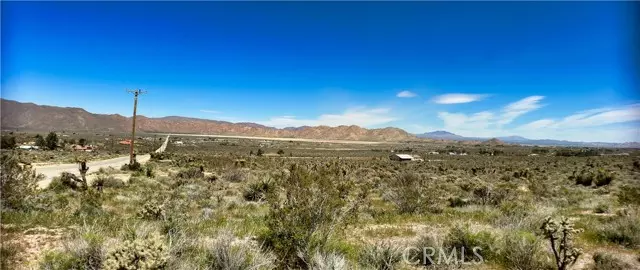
left=72, top=145, right=94, bottom=152
left=390, top=154, right=414, bottom=161
left=119, top=139, right=132, bottom=145
left=174, top=141, right=184, bottom=145
left=18, top=145, right=39, bottom=150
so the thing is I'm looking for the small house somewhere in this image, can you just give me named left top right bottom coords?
left=389, top=154, right=414, bottom=161
left=119, top=140, right=132, bottom=145
left=72, top=145, right=94, bottom=152
left=18, top=145, right=39, bottom=150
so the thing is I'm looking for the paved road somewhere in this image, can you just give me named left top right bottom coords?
left=157, top=133, right=385, bottom=145
left=34, top=135, right=170, bottom=188
left=155, top=135, right=170, bottom=153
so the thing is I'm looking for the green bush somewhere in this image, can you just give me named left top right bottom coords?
left=176, top=167, right=204, bottom=179
left=498, top=231, right=552, bottom=270
left=1, top=239, right=22, bottom=270
left=358, top=242, right=403, bottom=270
left=443, top=225, right=496, bottom=262
left=618, top=185, right=640, bottom=205
left=472, top=182, right=493, bottom=205
left=203, top=230, right=274, bottom=270
left=145, top=164, right=156, bottom=178
left=150, top=152, right=171, bottom=161
left=448, top=196, right=470, bottom=208
left=39, top=226, right=105, bottom=270
left=45, top=132, right=58, bottom=150
left=572, top=170, right=593, bottom=186
left=224, top=169, right=247, bottom=183
left=593, top=252, right=631, bottom=270
left=596, top=214, right=640, bottom=248
left=385, top=172, right=439, bottom=214
left=260, top=164, right=364, bottom=269
left=92, top=175, right=125, bottom=190
left=310, top=251, right=348, bottom=270
left=594, top=203, right=609, bottom=214
left=103, top=234, right=168, bottom=270
left=593, top=169, right=614, bottom=187
left=0, top=153, right=42, bottom=210
left=48, top=172, right=86, bottom=191
left=1, top=135, right=16, bottom=149
left=35, top=134, right=46, bottom=148
left=407, top=234, right=441, bottom=266
left=73, top=189, right=104, bottom=218
left=122, top=161, right=143, bottom=172
left=40, top=251, right=78, bottom=270
left=138, top=201, right=166, bottom=220
left=242, top=177, right=275, bottom=202
left=513, top=168, right=532, bottom=179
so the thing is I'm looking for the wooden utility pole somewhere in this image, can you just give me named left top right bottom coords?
left=127, top=89, right=146, bottom=165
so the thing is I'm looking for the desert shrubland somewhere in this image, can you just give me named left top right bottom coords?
left=0, top=140, right=638, bottom=270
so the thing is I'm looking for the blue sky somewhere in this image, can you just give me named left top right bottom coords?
left=2, top=2, right=639, bottom=142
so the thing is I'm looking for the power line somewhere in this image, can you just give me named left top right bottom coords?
left=127, top=89, right=147, bottom=165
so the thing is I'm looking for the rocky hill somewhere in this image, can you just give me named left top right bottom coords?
left=0, top=99, right=415, bottom=142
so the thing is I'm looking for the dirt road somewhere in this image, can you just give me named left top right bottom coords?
left=34, top=135, right=170, bottom=188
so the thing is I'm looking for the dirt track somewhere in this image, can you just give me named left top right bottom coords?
left=34, top=135, right=169, bottom=188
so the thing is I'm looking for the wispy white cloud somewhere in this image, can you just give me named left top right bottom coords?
left=437, top=96, right=543, bottom=132
left=438, top=111, right=494, bottom=130
left=258, top=107, right=397, bottom=128
left=434, top=100, right=639, bottom=142
left=397, top=90, right=417, bottom=98
left=516, top=103, right=640, bottom=130
left=200, top=109, right=221, bottom=114
left=517, top=119, right=555, bottom=130
left=431, top=93, right=487, bottom=104
left=497, top=96, right=545, bottom=126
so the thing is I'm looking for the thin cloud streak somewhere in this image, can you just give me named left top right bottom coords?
left=498, top=95, right=545, bottom=126
left=257, top=107, right=397, bottom=128
left=397, top=90, right=417, bottom=98
left=517, top=103, right=640, bottom=130
left=431, top=93, right=488, bottom=104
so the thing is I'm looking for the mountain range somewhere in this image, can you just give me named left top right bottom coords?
left=0, top=99, right=413, bottom=142
left=1, top=99, right=638, bottom=148
left=416, top=131, right=640, bottom=148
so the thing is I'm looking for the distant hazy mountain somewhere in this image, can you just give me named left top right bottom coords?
left=416, top=131, right=640, bottom=148
left=417, top=131, right=468, bottom=140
